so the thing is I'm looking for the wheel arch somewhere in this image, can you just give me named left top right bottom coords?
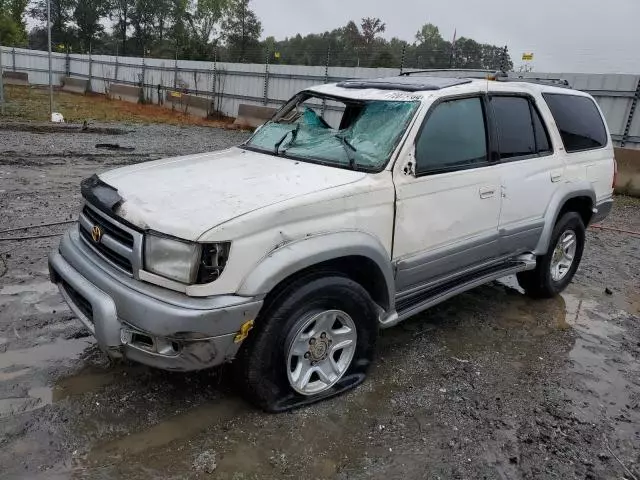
left=237, top=231, right=395, bottom=314
left=534, top=185, right=595, bottom=255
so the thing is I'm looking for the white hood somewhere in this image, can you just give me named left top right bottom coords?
left=99, top=147, right=365, bottom=240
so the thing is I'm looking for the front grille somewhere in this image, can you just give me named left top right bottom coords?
left=61, top=280, right=93, bottom=322
left=80, top=227, right=133, bottom=272
left=83, top=206, right=134, bottom=247
left=78, top=203, right=140, bottom=275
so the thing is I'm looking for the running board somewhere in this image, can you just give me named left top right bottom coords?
left=384, top=257, right=535, bottom=327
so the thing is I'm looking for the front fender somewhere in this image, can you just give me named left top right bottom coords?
left=534, top=183, right=596, bottom=255
left=237, top=230, right=395, bottom=311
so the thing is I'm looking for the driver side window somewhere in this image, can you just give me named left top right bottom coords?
left=415, top=97, right=488, bottom=175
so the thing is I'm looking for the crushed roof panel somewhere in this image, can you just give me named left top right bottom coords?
left=336, top=76, right=472, bottom=92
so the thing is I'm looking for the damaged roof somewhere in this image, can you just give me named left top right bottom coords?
left=336, top=76, right=472, bottom=92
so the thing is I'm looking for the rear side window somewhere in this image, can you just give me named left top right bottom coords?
left=543, top=93, right=608, bottom=152
left=491, top=97, right=536, bottom=158
left=415, top=97, right=488, bottom=174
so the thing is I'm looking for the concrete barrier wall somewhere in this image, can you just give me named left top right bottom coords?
left=166, top=91, right=212, bottom=118
left=2, top=71, right=29, bottom=85
left=234, top=104, right=278, bottom=128
left=107, top=83, right=142, bottom=103
left=61, top=76, right=89, bottom=94
left=614, top=148, right=640, bottom=197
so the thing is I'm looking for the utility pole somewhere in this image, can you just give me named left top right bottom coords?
left=47, top=0, right=53, bottom=119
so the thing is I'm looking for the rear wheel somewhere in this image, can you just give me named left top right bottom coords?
left=235, top=274, right=378, bottom=412
left=517, top=212, right=586, bottom=298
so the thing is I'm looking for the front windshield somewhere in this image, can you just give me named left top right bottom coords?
left=243, top=92, right=420, bottom=171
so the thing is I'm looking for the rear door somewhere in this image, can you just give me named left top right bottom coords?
left=489, top=94, right=561, bottom=255
left=393, top=94, right=502, bottom=291
left=542, top=92, right=614, bottom=203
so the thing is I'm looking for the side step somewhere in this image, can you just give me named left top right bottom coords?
left=393, top=259, right=534, bottom=324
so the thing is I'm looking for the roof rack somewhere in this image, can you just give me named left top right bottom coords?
left=400, top=68, right=495, bottom=78
left=400, top=69, right=573, bottom=89
left=496, top=76, right=572, bottom=89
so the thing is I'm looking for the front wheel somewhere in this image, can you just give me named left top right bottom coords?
left=517, top=212, right=586, bottom=298
left=235, top=274, right=378, bottom=412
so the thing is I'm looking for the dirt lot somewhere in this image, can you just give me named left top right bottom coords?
left=1, top=85, right=235, bottom=127
left=0, top=120, right=639, bottom=480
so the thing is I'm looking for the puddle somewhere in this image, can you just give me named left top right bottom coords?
left=87, top=399, right=246, bottom=464
left=0, top=386, right=53, bottom=418
left=0, top=281, right=61, bottom=310
left=562, top=292, right=639, bottom=439
left=0, top=337, right=93, bottom=371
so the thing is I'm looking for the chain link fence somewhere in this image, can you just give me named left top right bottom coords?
left=1, top=45, right=639, bottom=148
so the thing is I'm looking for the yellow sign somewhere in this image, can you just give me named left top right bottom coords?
left=274, top=51, right=281, bottom=59
left=522, top=53, right=534, bottom=61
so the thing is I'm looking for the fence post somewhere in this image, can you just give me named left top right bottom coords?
left=141, top=54, right=146, bottom=102
left=263, top=47, right=270, bottom=106
left=65, top=47, right=70, bottom=77
left=0, top=46, right=5, bottom=115
left=399, top=44, right=406, bottom=75
left=321, top=45, right=331, bottom=116
left=621, top=77, right=640, bottom=148
left=173, top=48, right=178, bottom=89
left=88, top=44, right=93, bottom=92
left=114, top=46, right=119, bottom=82
left=211, top=47, right=217, bottom=113
left=12, top=47, right=16, bottom=71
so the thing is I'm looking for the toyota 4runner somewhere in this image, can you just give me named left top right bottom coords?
left=49, top=74, right=615, bottom=411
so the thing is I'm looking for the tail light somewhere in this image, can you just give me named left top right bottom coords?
left=612, top=158, right=618, bottom=189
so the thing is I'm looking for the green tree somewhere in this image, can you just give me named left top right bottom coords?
left=29, top=0, right=74, bottom=47
left=109, top=0, right=133, bottom=54
left=0, top=15, right=26, bottom=46
left=221, top=0, right=262, bottom=62
left=73, top=0, right=108, bottom=52
left=130, top=0, right=156, bottom=54
left=360, top=17, right=385, bottom=47
left=0, top=0, right=28, bottom=45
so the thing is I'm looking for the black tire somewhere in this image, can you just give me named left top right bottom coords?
left=234, top=273, right=378, bottom=412
left=517, top=212, right=586, bottom=298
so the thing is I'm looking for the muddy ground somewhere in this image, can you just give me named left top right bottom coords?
left=0, top=122, right=639, bottom=480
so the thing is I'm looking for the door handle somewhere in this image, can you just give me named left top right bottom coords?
left=551, top=171, right=563, bottom=183
left=479, top=186, right=496, bottom=199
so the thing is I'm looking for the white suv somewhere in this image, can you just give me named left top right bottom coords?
left=49, top=74, right=615, bottom=411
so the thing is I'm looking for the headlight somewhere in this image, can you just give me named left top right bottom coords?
left=144, top=233, right=230, bottom=285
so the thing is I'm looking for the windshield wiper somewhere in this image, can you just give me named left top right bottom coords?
left=335, top=134, right=357, bottom=170
left=274, top=124, right=300, bottom=156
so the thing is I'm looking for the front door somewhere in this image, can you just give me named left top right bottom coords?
left=393, top=95, right=502, bottom=292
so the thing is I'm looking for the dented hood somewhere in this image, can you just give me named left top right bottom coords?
left=98, top=147, right=365, bottom=240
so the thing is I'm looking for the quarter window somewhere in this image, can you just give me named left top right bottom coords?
left=415, top=97, right=488, bottom=174
left=543, top=93, right=607, bottom=152
left=532, top=106, right=552, bottom=154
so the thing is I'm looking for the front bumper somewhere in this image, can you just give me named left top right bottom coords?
left=49, top=228, right=263, bottom=371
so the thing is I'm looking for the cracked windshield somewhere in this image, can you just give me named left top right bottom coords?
left=244, top=93, right=419, bottom=170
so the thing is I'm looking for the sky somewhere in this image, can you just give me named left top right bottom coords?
left=252, top=0, right=640, bottom=74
